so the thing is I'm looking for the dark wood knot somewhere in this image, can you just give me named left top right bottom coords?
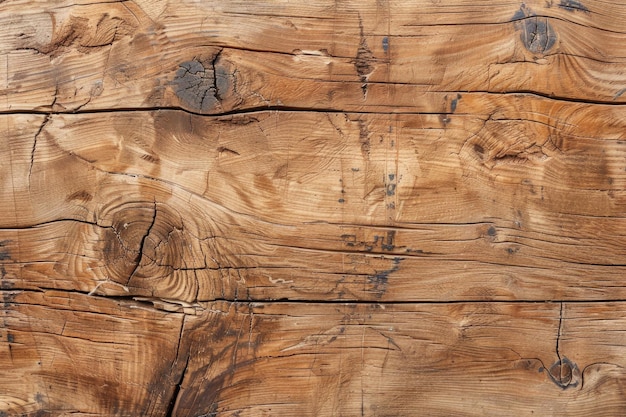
left=547, top=357, right=580, bottom=389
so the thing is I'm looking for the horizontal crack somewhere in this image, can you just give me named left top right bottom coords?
left=0, top=218, right=110, bottom=230
left=0, top=88, right=624, bottom=120
left=6, top=288, right=626, bottom=308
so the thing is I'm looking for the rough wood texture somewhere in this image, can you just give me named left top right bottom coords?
left=2, top=0, right=626, bottom=415
left=5, top=293, right=626, bottom=416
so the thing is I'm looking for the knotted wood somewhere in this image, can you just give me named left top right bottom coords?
left=2, top=0, right=626, bottom=416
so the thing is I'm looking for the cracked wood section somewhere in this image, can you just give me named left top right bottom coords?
left=1, top=106, right=625, bottom=302
left=172, top=301, right=626, bottom=416
left=5, top=292, right=626, bottom=416
left=2, top=0, right=626, bottom=416
left=1, top=0, right=625, bottom=114
left=0, top=290, right=187, bottom=416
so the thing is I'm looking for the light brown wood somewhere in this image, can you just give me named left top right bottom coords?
left=171, top=300, right=626, bottom=416
left=2, top=0, right=626, bottom=415
left=2, top=109, right=625, bottom=303
left=5, top=292, right=626, bottom=416
left=0, top=290, right=187, bottom=416
left=1, top=0, right=625, bottom=114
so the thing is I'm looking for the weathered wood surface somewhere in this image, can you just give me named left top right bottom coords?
left=1, top=0, right=625, bottom=113
left=1, top=290, right=187, bottom=416
left=2, top=108, right=626, bottom=303
left=2, top=0, right=626, bottom=415
left=4, top=292, right=626, bottom=416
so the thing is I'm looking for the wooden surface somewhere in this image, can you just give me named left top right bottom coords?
left=1, top=0, right=626, bottom=415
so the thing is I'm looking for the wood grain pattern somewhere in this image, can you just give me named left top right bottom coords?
left=0, top=290, right=186, bottom=416
left=169, top=300, right=626, bottom=416
left=2, top=108, right=625, bottom=303
left=0, top=0, right=625, bottom=114
left=5, top=293, right=626, bottom=416
left=2, top=0, right=626, bottom=415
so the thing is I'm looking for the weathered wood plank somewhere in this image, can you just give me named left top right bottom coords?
left=0, top=290, right=187, bottom=416
left=170, top=300, right=626, bottom=416
left=1, top=106, right=625, bottom=302
left=0, top=0, right=624, bottom=113
left=7, top=293, right=625, bottom=416
left=2, top=1, right=626, bottom=416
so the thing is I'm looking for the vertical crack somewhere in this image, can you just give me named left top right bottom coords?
left=29, top=114, right=51, bottom=186
left=211, top=48, right=223, bottom=102
left=127, top=200, right=157, bottom=285
left=556, top=301, right=563, bottom=364
left=545, top=302, right=580, bottom=389
left=166, top=315, right=190, bottom=417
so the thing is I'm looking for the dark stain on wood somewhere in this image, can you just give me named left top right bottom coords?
left=559, top=0, right=589, bottom=13
left=367, top=257, right=403, bottom=296
left=140, top=153, right=160, bottom=164
left=358, top=119, right=371, bottom=158
left=173, top=307, right=263, bottom=416
left=173, top=59, right=218, bottom=111
left=522, top=18, right=557, bottom=54
left=512, top=5, right=557, bottom=54
left=381, top=230, right=396, bottom=251
left=172, top=52, right=226, bottom=112
left=66, top=190, right=93, bottom=202
left=506, top=246, right=520, bottom=255
left=217, top=146, right=240, bottom=156
left=473, top=143, right=485, bottom=157
left=0, top=266, right=7, bottom=288
left=355, top=37, right=374, bottom=78
left=2, top=291, right=16, bottom=308
left=0, top=240, right=9, bottom=261
left=341, top=231, right=399, bottom=253
left=511, top=4, right=531, bottom=21
left=355, top=16, right=374, bottom=97
left=450, top=94, right=461, bottom=113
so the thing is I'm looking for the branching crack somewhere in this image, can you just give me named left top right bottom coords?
left=211, top=48, right=223, bottom=102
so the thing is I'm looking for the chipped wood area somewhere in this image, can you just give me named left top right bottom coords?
left=1, top=0, right=626, bottom=416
